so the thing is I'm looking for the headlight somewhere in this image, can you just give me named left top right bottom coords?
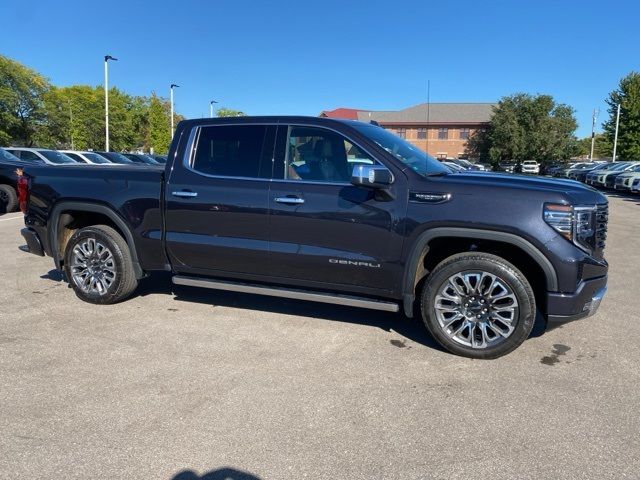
left=544, top=204, right=597, bottom=254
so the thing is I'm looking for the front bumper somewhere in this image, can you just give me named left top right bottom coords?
left=546, top=275, right=607, bottom=325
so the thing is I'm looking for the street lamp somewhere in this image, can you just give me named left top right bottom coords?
left=104, top=55, right=118, bottom=152
left=210, top=100, right=218, bottom=118
left=612, top=103, right=621, bottom=162
left=170, top=83, right=180, bottom=138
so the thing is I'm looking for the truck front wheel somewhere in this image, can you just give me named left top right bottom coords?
left=63, top=225, right=138, bottom=304
left=420, top=252, right=536, bottom=359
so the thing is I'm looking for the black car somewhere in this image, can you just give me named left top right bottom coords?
left=94, top=151, right=136, bottom=165
left=18, top=116, right=609, bottom=359
left=122, top=153, right=161, bottom=165
left=0, top=147, right=24, bottom=212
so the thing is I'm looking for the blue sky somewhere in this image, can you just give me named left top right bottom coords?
left=1, top=0, right=638, bottom=136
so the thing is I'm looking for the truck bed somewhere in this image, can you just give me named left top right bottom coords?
left=23, top=164, right=167, bottom=272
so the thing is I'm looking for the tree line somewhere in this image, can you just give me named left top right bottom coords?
left=466, top=71, right=640, bottom=165
left=0, top=55, right=246, bottom=155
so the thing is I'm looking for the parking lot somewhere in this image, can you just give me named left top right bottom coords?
left=0, top=194, right=638, bottom=479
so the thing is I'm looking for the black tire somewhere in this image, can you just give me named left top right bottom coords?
left=420, top=252, right=536, bottom=359
left=0, top=184, right=18, bottom=213
left=63, top=225, right=138, bottom=304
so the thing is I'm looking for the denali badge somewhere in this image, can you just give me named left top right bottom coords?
left=329, top=259, right=381, bottom=268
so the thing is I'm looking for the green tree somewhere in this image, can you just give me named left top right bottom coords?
left=147, top=93, right=171, bottom=154
left=216, top=107, right=246, bottom=117
left=603, top=72, right=640, bottom=160
left=0, top=55, right=51, bottom=146
left=574, top=134, right=612, bottom=159
left=467, top=93, right=578, bottom=166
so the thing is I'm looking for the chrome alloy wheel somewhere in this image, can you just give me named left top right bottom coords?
left=70, top=238, right=116, bottom=295
left=434, top=271, right=519, bottom=349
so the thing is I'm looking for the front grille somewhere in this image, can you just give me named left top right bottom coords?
left=594, top=204, right=608, bottom=255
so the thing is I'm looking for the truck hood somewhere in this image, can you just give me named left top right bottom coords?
left=436, top=172, right=608, bottom=205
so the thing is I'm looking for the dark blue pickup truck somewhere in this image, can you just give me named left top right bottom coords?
left=18, top=117, right=609, bottom=358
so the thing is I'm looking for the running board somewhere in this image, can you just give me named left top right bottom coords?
left=172, top=276, right=400, bottom=313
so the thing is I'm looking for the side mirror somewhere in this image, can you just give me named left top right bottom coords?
left=351, top=164, right=393, bottom=189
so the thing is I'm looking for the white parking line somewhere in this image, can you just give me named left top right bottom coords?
left=0, top=215, right=23, bottom=222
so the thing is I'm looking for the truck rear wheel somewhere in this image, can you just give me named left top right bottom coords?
left=63, top=225, right=138, bottom=304
left=420, top=252, right=536, bottom=359
left=0, top=185, right=17, bottom=213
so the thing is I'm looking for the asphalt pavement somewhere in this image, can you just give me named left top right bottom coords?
left=1, top=195, right=639, bottom=479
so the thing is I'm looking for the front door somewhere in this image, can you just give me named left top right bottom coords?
left=165, top=124, right=275, bottom=278
left=268, top=125, right=407, bottom=295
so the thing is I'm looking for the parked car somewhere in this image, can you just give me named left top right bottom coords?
left=498, top=162, right=515, bottom=173
left=588, top=162, right=636, bottom=187
left=122, top=153, right=161, bottom=165
left=631, top=178, right=640, bottom=193
left=93, top=151, right=136, bottom=165
left=59, top=150, right=114, bottom=165
left=4, top=147, right=77, bottom=165
left=543, top=164, right=565, bottom=176
left=521, top=160, right=540, bottom=175
left=0, top=147, right=24, bottom=212
left=567, top=163, right=610, bottom=182
left=18, top=116, right=609, bottom=359
left=442, top=161, right=466, bottom=172
left=149, top=154, right=167, bottom=164
left=452, top=159, right=484, bottom=171
left=612, top=163, right=640, bottom=190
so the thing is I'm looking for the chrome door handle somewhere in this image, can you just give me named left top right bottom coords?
left=172, top=191, right=198, bottom=198
left=275, top=196, right=305, bottom=205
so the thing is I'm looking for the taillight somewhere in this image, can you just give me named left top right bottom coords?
left=17, top=175, right=29, bottom=213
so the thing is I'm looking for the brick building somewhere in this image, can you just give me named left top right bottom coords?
left=320, top=103, right=494, bottom=159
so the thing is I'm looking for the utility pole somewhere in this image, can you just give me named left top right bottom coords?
left=68, top=99, right=74, bottom=150
left=210, top=100, right=218, bottom=118
left=589, top=108, right=599, bottom=161
left=104, top=55, right=117, bottom=151
left=612, top=103, right=621, bottom=162
left=170, top=84, right=179, bottom=138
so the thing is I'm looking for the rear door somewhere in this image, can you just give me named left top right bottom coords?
left=268, top=124, right=407, bottom=295
left=164, top=123, right=276, bottom=278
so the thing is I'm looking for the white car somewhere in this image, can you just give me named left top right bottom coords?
left=631, top=178, right=640, bottom=193
left=521, top=160, right=540, bottom=174
left=59, top=150, right=114, bottom=165
left=613, top=165, right=640, bottom=191
left=4, top=147, right=77, bottom=165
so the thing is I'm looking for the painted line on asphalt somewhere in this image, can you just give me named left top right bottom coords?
left=0, top=215, right=23, bottom=222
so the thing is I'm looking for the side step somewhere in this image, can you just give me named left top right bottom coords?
left=172, top=275, right=400, bottom=313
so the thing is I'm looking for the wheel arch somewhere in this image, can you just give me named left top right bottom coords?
left=49, top=201, right=144, bottom=279
left=402, top=227, right=558, bottom=317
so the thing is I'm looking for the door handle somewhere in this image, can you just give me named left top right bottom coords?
left=275, top=196, right=305, bottom=205
left=172, top=191, right=198, bottom=198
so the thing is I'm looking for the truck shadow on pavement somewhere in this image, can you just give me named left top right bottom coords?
left=172, top=468, right=260, bottom=480
left=133, top=273, right=546, bottom=352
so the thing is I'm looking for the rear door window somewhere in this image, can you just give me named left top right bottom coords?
left=191, top=125, right=271, bottom=179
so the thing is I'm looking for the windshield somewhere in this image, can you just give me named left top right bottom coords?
left=82, top=152, right=111, bottom=164
left=0, top=148, right=21, bottom=163
left=39, top=150, right=77, bottom=164
left=352, top=123, right=449, bottom=176
left=98, top=152, right=134, bottom=164
left=609, top=162, right=631, bottom=171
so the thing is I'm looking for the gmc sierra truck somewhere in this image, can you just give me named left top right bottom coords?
left=17, top=117, right=609, bottom=358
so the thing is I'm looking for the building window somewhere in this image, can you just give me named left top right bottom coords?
left=417, top=128, right=427, bottom=139
left=438, top=128, right=448, bottom=140
left=460, top=128, right=470, bottom=140
left=396, top=128, right=406, bottom=139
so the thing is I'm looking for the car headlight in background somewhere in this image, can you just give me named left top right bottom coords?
left=543, top=204, right=599, bottom=254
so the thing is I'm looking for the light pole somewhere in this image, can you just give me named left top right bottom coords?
left=612, top=103, right=621, bottom=162
left=210, top=100, right=218, bottom=118
left=104, top=55, right=117, bottom=151
left=589, top=108, right=599, bottom=161
left=170, top=84, right=180, bottom=138
left=68, top=99, right=74, bottom=150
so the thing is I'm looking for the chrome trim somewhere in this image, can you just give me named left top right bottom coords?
left=172, top=191, right=198, bottom=198
left=274, top=196, right=305, bottom=205
left=172, top=276, right=400, bottom=312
